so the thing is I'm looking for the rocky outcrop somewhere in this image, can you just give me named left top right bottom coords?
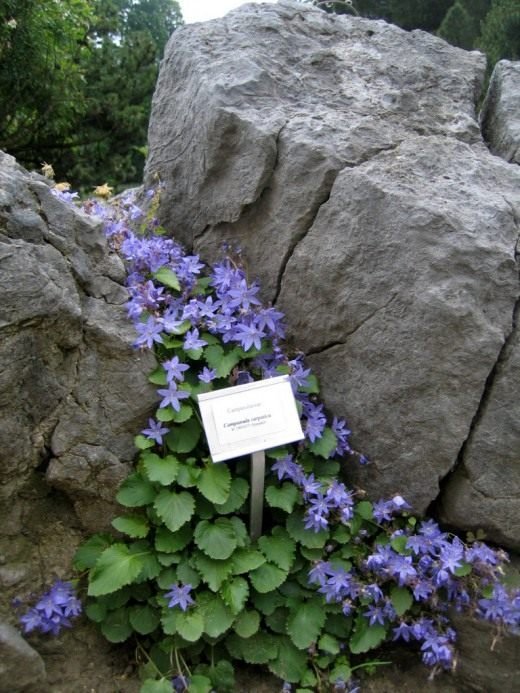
left=0, top=150, right=157, bottom=689
left=144, top=0, right=520, bottom=553
left=481, top=59, right=520, bottom=165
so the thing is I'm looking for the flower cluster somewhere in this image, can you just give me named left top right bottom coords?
left=18, top=581, right=82, bottom=636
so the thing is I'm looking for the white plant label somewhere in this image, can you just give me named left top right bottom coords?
left=197, top=375, right=304, bottom=463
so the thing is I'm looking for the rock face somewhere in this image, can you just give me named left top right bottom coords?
left=0, top=150, right=157, bottom=689
left=145, top=0, right=520, bottom=554
left=481, top=59, right=520, bottom=165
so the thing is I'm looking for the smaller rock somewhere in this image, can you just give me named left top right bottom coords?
left=481, top=60, right=520, bottom=165
left=0, top=622, right=47, bottom=692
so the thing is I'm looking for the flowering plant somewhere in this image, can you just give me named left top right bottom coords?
left=24, top=186, right=519, bottom=692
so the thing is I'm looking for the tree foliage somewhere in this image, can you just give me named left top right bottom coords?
left=1, top=0, right=182, bottom=189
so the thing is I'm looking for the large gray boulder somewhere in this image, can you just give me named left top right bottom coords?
left=144, top=0, right=520, bottom=549
left=0, top=150, right=157, bottom=683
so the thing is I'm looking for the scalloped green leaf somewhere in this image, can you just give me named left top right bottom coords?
left=197, top=591, right=234, bottom=638
left=111, top=514, right=149, bottom=539
left=160, top=608, right=178, bottom=635
left=234, top=610, right=260, bottom=638
left=226, top=632, right=278, bottom=664
left=148, top=367, right=168, bottom=386
left=214, top=477, right=249, bottom=514
left=194, top=519, right=238, bottom=560
left=100, top=607, right=132, bottom=643
left=204, top=345, right=242, bottom=378
left=390, top=586, right=413, bottom=616
left=116, top=473, right=156, bottom=507
left=249, top=562, right=288, bottom=593
left=165, top=418, right=201, bottom=454
left=73, top=533, right=112, bottom=571
left=232, top=548, right=266, bottom=574
left=142, top=453, right=179, bottom=486
left=286, top=511, right=329, bottom=548
left=355, top=500, right=374, bottom=521
left=176, top=610, right=204, bottom=642
left=154, top=490, right=195, bottom=532
left=349, top=616, right=387, bottom=654
left=129, top=604, right=160, bottom=635
left=84, top=601, right=107, bottom=623
left=259, top=529, right=295, bottom=571
left=88, top=543, right=147, bottom=596
left=153, top=267, right=180, bottom=291
left=155, top=524, right=193, bottom=553
left=221, top=576, right=249, bottom=615
left=140, top=680, right=174, bottom=693
left=286, top=599, right=326, bottom=649
left=268, top=637, right=307, bottom=683
left=265, top=482, right=299, bottom=513
left=196, top=464, right=231, bottom=504
left=194, top=552, right=234, bottom=591
left=308, top=427, right=337, bottom=459
left=134, top=434, right=155, bottom=451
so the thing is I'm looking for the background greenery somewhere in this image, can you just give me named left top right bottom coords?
left=1, top=0, right=518, bottom=190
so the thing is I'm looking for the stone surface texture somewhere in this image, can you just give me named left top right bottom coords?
left=481, top=59, right=520, bottom=165
left=0, top=622, right=46, bottom=692
left=145, top=0, right=520, bottom=555
left=0, top=150, right=157, bottom=690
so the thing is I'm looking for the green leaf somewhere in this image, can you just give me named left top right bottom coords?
left=286, top=511, right=329, bottom=548
left=266, top=607, right=290, bottom=634
left=214, top=477, right=249, bottom=514
left=155, top=525, right=193, bottom=553
left=143, top=453, right=179, bottom=486
left=154, top=267, right=180, bottom=291
left=130, top=541, right=161, bottom=581
left=355, top=501, right=374, bottom=521
left=197, top=592, right=235, bottom=637
left=194, top=553, right=234, bottom=591
left=204, top=345, right=242, bottom=378
left=330, top=661, right=352, bottom=686
left=249, top=562, right=288, bottom=593
left=188, top=674, right=212, bottom=693
left=84, top=601, right=107, bottom=623
left=154, top=490, right=195, bottom=532
left=88, top=543, right=147, bottom=596
left=454, top=562, right=472, bottom=577
left=135, top=434, right=155, bottom=450
left=157, top=553, right=181, bottom=567
left=177, top=560, right=202, bottom=588
left=176, top=463, right=201, bottom=488
left=318, top=633, right=341, bottom=655
left=148, top=367, right=168, bottom=386
left=268, top=637, right=307, bottom=683
left=73, top=534, right=112, bottom=570
left=226, top=632, right=278, bottom=664
left=176, top=610, right=204, bottom=642
left=194, top=519, right=238, bottom=560
left=165, top=419, right=201, bottom=454
left=186, top=347, right=203, bottom=361
left=232, top=548, right=266, bottom=574
left=265, top=483, right=299, bottom=513
left=286, top=599, right=326, bottom=649
left=234, top=610, right=260, bottom=638
left=129, top=604, right=160, bottom=635
left=325, top=613, right=353, bottom=639
left=251, top=589, right=285, bottom=615
left=221, top=577, right=249, bottom=614
left=116, top=473, right=156, bottom=507
left=298, top=373, right=320, bottom=394
left=390, top=586, right=413, bottom=616
left=309, top=427, right=337, bottom=459
left=160, top=609, right=178, bottom=635
left=155, top=406, right=177, bottom=422
left=390, top=535, right=412, bottom=555
left=112, top=514, right=150, bottom=539
left=100, top=607, right=133, bottom=643
left=157, top=568, right=177, bottom=590
left=259, top=529, right=295, bottom=571
left=171, top=404, right=193, bottom=424
left=229, top=516, right=248, bottom=547
left=196, top=464, right=231, bottom=504
left=140, top=680, right=174, bottom=693
left=349, top=616, right=387, bottom=654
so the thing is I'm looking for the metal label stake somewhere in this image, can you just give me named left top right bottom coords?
left=249, top=450, right=265, bottom=540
